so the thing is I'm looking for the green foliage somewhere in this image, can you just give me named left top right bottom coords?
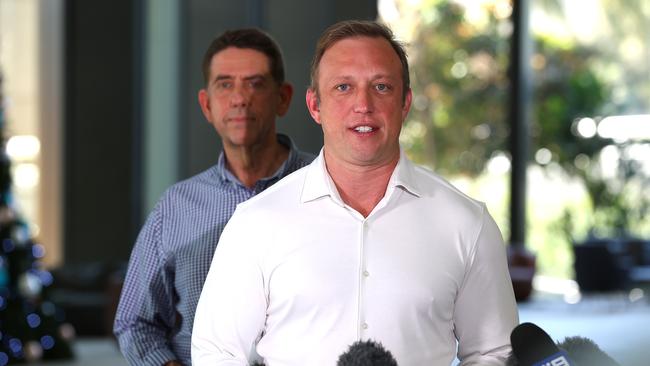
left=403, top=0, right=650, bottom=243
left=405, top=2, right=610, bottom=176
left=532, top=40, right=610, bottom=175
left=404, top=1, right=510, bottom=176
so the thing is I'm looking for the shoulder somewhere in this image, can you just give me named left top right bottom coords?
left=159, top=165, right=221, bottom=201
left=215, top=169, right=310, bottom=252
left=169, top=165, right=220, bottom=191
left=143, top=165, right=228, bottom=221
left=293, top=149, right=316, bottom=168
left=410, top=163, right=487, bottom=218
left=407, top=163, right=502, bottom=255
left=240, top=165, right=309, bottom=214
left=282, top=147, right=315, bottom=178
left=278, top=133, right=316, bottom=171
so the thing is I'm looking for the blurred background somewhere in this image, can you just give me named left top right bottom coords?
left=0, top=0, right=648, bottom=365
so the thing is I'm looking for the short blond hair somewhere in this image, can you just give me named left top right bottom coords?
left=309, top=20, right=410, bottom=102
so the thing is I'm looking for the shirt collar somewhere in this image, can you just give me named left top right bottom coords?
left=301, top=147, right=422, bottom=204
left=389, top=148, right=422, bottom=197
left=216, top=133, right=298, bottom=187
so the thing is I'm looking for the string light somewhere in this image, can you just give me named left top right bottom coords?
left=26, top=313, right=41, bottom=328
left=40, top=335, right=55, bottom=350
left=0, top=352, right=9, bottom=366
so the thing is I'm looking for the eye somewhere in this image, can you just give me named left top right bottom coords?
left=216, top=81, right=232, bottom=90
left=335, top=84, right=350, bottom=92
left=375, top=83, right=390, bottom=92
left=248, top=77, right=266, bottom=89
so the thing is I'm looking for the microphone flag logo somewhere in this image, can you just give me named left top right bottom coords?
left=532, top=350, right=574, bottom=366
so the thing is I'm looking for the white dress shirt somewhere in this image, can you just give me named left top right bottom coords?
left=192, top=150, right=518, bottom=366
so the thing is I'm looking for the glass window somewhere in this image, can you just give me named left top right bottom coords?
left=381, top=0, right=650, bottom=281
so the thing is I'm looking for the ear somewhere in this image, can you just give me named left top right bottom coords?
left=276, top=83, right=293, bottom=117
left=198, top=89, right=212, bottom=122
left=305, top=88, right=322, bottom=125
left=401, top=88, right=413, bottom=121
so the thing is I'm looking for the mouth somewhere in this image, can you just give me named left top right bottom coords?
left=227, top=115, right=254, bottom=123
left=351, top=125, right=377, bottom=134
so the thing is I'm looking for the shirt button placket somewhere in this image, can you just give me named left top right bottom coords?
left=359, top=220, right=369, bottom=336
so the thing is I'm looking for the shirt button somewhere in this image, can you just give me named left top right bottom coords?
left=362, top=323, right=368, bottom=330
left=363, top=270, right=370, bottom=277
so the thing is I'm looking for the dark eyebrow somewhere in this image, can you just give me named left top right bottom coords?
left=243, top=74, right=268, bottom=81
left=211, top=74, right=268, bottom=86
left=210, top=75, right=233, bottom=86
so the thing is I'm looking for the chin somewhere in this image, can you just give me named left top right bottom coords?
left=227, top=135, right=262, bottom=148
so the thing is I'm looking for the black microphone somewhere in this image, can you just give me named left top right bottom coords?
left=337, top=340, right=398, bottom=366
left=557, top=336, right=620, bottom=366
left=510, top=322, right=575, bottom=366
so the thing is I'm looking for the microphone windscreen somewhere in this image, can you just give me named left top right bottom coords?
left=558, top=336, right=620, bottom=366
left=510, top=322, right=574, bottom=366
left=337, top=340, right=398, bottom=366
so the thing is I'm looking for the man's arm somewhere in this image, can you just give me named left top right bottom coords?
left=114, top=205, right=180, bottom=365
left=454, top=205, right=519, bottom=365
left=191, top=210, right=267, bottom=365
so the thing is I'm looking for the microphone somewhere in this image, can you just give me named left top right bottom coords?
left=557, top=336, right=620, bottom=366
left=510, top=322, right=575, bottom=366
left=337, top=340, right=398, bottom=366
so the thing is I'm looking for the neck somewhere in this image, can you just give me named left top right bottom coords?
left=224, top=137, right=289, bottom=188
left=325, top=154, right=399, bottom=218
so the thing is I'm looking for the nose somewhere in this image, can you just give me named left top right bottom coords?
left=353, top=88, right=373, bottom=114
left=229, top=84, right=250, bottom=107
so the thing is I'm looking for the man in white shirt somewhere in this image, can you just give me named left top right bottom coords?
left=192, top=20, right=518, bottom=366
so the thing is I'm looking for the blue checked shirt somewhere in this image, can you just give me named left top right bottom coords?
left=113, top=134, right=313, bottom=366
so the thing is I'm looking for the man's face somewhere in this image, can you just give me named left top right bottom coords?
left=306, top=36, right=411, bottom=169
left=199, top=47, right=292, bottom=150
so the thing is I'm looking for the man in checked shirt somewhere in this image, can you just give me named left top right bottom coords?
left=113, top=28, right=314, bottom=366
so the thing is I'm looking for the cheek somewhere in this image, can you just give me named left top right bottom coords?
left=253, top=94, right=277, bottom=112
left=321, top=100, right=347, bottom=118
left=210, top=98, right=227, bottom=116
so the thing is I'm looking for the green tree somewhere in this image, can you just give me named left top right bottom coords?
left=403, top=1, right=510, bottom=176
left=401, top=0, right=650, bottom=242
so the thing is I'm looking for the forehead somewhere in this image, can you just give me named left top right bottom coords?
left=318, top=36, right=401, bottom=78
left=209, top=47, right=271, bottom=76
